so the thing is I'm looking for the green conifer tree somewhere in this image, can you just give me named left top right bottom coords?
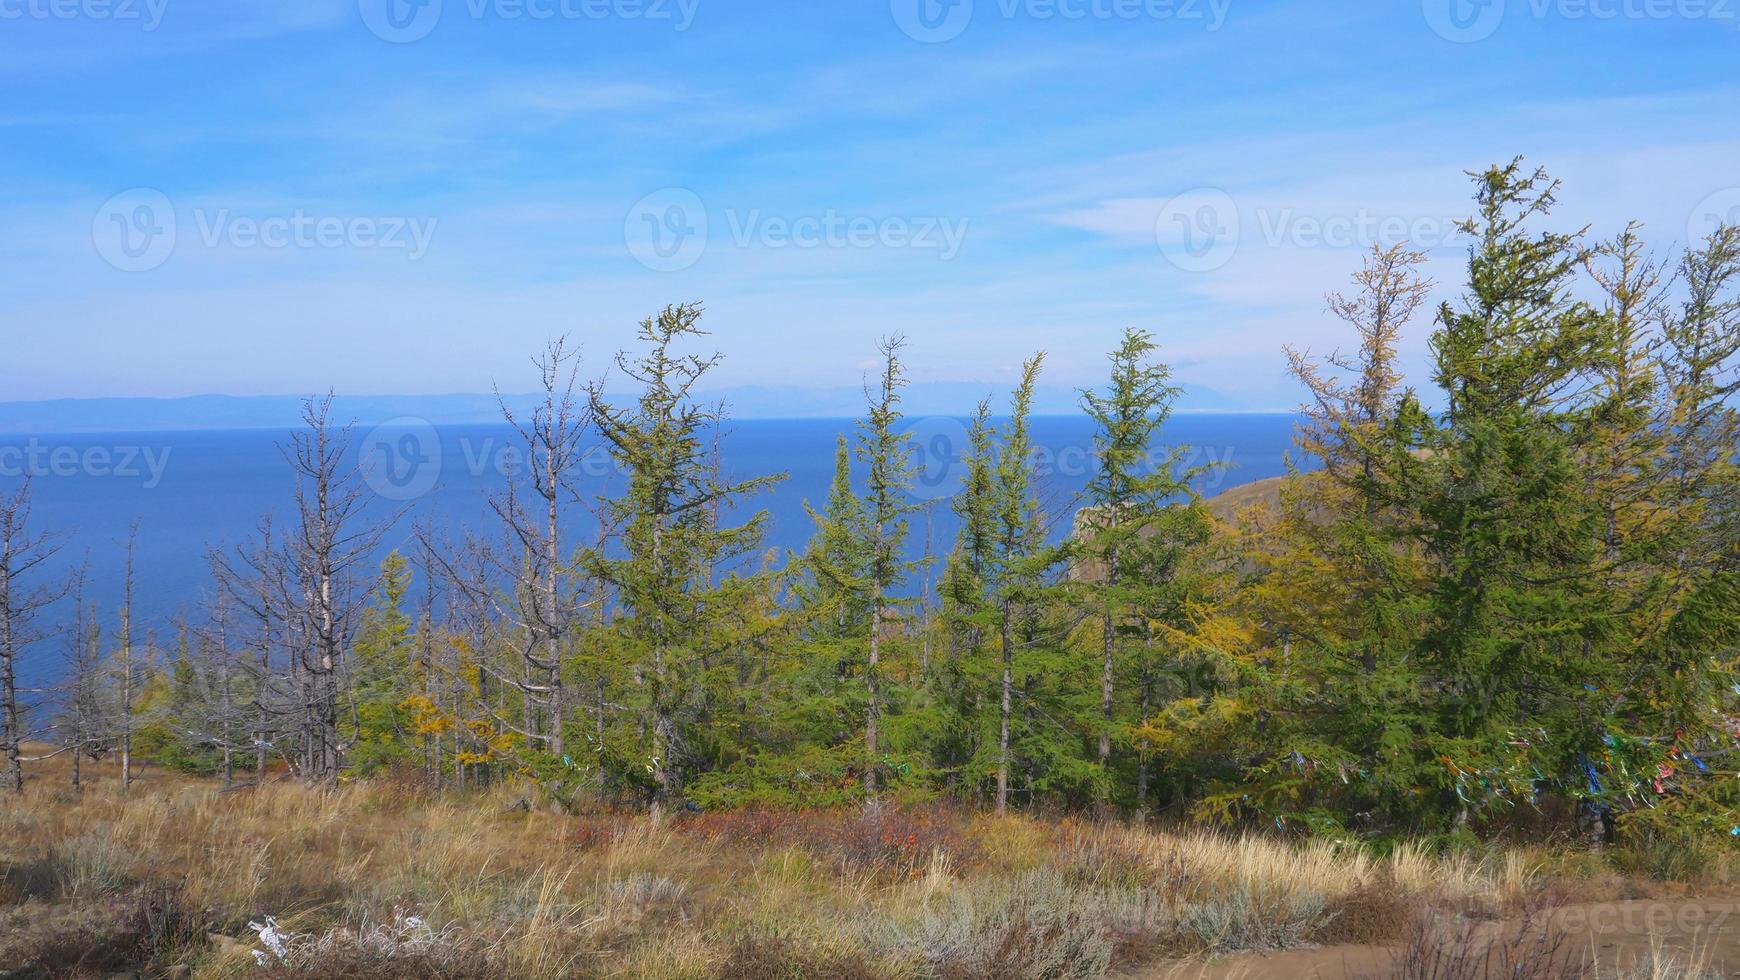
left=933, top=400, right=997, bottom=790
left=349, top=551, right=416, bottom=774
left=856, top=335, right=923, bottom=796
left=1077, top=327, right=1196, bottom=805
left=993, top=353, right=1057, bottom=811
left=588, top=303, right=784, bottom=806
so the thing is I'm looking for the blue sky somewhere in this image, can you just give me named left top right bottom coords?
left=3, top=0, right=1738, bottom=410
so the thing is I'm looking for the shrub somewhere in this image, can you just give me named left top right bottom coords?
left=1312, top=876, right=1420, bottom=945
left=680, top=803, right=980, bottom=877
left=0, top=884, right=204, bottom=977
left=607, top=872, right=689, bottom=916
left=686, top=746, right=864, bottom=811
left=1382, top=904, right=1587, bottom=980
left=563, top=813, right=629, bottom=851
left=889, top=869, right=1163, bottom=979
left=52, top=830, right=133, bottom=899
left=1610, top=831, right=1725, bottom=885
left=1174, top=880, right=1328, bottom=953
left=1602, top=946, right=1724, bottom=980
left=714, top=932, right=892, bottom=980
left=251, top=910, right=498, bottom=980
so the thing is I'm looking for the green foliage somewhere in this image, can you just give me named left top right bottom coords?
left=347, top=551, right=419, bottom=776
left=133, top=641, right=224, bottom=776
left=852, top=336, right=926, bottom=796
left=586, top=303, right=786, bottom=804
left=104, top=165, right=1739, bottom=851
left=686, top=743, right=866, bottom=810
left=1073, top=327, right=1220, bottom=806
left=1190, top=162, right=1740, bottom=843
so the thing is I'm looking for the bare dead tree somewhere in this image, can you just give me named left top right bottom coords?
left=487, top=338, right=590, bottom=759
left=59, top=560, right=109, bottom=792
left=281, top=394, right=390, bottom=781
left=179, top=584, right=255, bottom=790
left=114, top=521, right=141, bottom=793
left=209, top=515, right=288, bottom=783
left=0, top=477, right=70, bottom=793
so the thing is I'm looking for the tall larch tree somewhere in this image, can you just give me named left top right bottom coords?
left=994, top=353, right=1051, bottom=811
left=588, top=303, right=783, bottom=807
left=1077, top=327, right=1186, bottom=803
left=856, top=335, right=922, bottom=797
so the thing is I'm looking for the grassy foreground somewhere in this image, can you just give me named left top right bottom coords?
left=2, top=755, right=1736, bottom=979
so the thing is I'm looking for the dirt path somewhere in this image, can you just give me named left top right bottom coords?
left=1137, top=943, right=1392, bottom=979
left=1134, top=900, right=1740, bottom=979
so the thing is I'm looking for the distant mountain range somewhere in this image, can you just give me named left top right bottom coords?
left=0, top=383, right=1276, bottom=434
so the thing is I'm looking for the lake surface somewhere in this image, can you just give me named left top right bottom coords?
left=3, top=414, right=1303, bottom=684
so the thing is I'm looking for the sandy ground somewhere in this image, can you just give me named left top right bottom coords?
left=1138, top=900, right=1740, bottom=979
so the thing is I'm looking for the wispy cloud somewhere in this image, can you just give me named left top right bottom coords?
left=4, top=4, right=1738, bottom=407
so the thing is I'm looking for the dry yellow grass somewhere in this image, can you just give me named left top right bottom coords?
left=0, top=749, right=1720, bottom=979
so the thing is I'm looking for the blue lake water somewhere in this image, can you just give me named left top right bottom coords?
left=3, top=414, right=1303, bottom=684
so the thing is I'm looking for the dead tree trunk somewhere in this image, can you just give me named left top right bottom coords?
left=0, top=478, right=69, bottom=793
left=283, top=394, right=389, bottom=783
left=489, top=338, right=589, bottom=762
